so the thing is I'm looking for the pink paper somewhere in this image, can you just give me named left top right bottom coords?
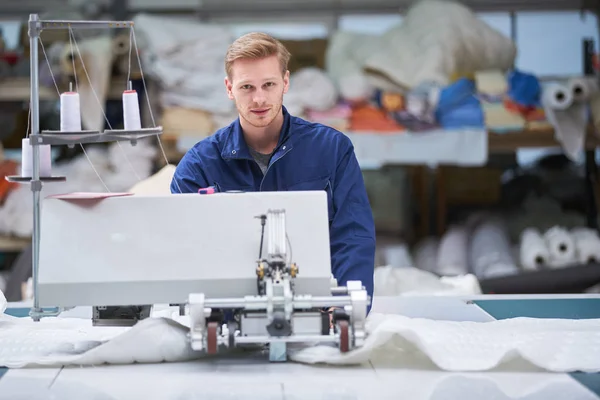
left=47, top=192, right=134, bottom=200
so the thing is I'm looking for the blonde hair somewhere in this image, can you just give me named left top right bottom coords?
left=225, top=32, right=291, bottom=79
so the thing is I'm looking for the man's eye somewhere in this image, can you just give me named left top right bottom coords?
left=265, top=82, right=274, bottom=86
left=241, top=85, right=251, bottom=90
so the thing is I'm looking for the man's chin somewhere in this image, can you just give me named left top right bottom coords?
left=245, top=113, right=273, bottom=127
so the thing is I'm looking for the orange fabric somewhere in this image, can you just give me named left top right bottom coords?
left=503, top=98, right=545, bottom=121
left=0, top=160, right=18, bottom=205
left=350, top=105, right=404, bottom=132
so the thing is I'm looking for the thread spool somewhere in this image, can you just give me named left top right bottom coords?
left=112, top=33, right=130, bottom=56
left=123, top=81, right=141, bottom=131
left=60, top=83, right=82, bottom=132
left=21, top=138, right=52, bottom=178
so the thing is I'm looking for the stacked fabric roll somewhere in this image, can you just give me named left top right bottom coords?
left=518, top=226, right=600, bottom=271
left=468, top=217, right=519, bottom=279
left=412, top=214, right=520, bottom=280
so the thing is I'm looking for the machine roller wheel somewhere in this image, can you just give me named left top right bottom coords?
left=207, top=321, right=219, bottom=354
left=338, top=320, right=350, bottom=353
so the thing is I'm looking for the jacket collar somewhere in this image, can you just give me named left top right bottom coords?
left=222, top=105, right=292, bottom=160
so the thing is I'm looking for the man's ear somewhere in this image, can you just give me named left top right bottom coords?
left=224, top=76, right=234, bottom=100
left=283, top=70, right=290, bottom=94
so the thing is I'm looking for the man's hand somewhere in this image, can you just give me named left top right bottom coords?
left=326, top=307, right=340, bottom=329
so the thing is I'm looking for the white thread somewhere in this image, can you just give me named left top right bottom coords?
left=60, top=91, right=82, bottom=132
left=123, top=90, right=142, bottom=131
left=68, top=28, right=79, bottom=93
left=131, top=29, right=155, bottom=128
left=69, top=30, right=144, bottom=184
left=127, top=27, right=133, bottom=86
left=40, top=28, right=181, bottom=194
left=21, top=138, right=52, bottom=178
left=39, top=34, right=110, bottom=191
left=69, top=31, right=143, bottom=188
left=25, top=106, right=31, bottom=138
left=69, top=31, right=113, bottom=131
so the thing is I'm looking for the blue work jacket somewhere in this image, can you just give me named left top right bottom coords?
left=170, top=106, right=376, bottom=308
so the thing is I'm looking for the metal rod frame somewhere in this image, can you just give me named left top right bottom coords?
left=27, top=13, right=133, bottom=321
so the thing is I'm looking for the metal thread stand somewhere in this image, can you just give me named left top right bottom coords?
left=17, top=14, right=162, bottom=320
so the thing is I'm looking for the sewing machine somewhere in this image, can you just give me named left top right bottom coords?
left=35, top=190, right=369, bottom=361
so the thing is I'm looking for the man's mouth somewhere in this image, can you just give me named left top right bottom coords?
left=251, top=108, right=269, bottom=115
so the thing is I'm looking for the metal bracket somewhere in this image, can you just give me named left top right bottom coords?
left=28, top=15, right=40, bottom=38
left=269, top=342, right=287, bottom=362
left=30, top=180, right=42, bottom=192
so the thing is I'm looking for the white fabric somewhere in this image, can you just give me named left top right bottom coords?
left=2, top=309, right=600, bottom=373
left=284, top=67, right=338, bottom=114
left=374, top=266, right=481, bottom=297
left=468, top=217, right=519, bottom=279
left=436, top=225, right=469, bottom=276
left=519, top=228, right=551, bottom=271
left=544, top=226, right=577, bottom=269
left=325, top=31, right=380, bottom=102
left=132, top=13, right=234, bottom=114
left=362, top=0, right=516, bottom=90
left=0, top=289, right=6, bottom=315
left=571, top=227, right=600, bottom=264
left=541, top=79, right=593, bottom=161
left=290, top=314, right=600, bottom=372
left=413, top=237, right=439, bottom=273
left=0, top=315, right=196, bottom=368
left=345, top=128, right=488, bottom=168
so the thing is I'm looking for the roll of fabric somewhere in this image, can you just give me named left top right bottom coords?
left=541, top=82, right=587, bottom=161
left=112, top=32, right=130, bottom=56
left=468, top=217, right=519, bottom=279
left=519, top=227, right=550, bottom=271
left=567, top=76, right=598, bottom=104
left=544, top=226, right=577, bottom=268
left=542, top=82, right=572, bottom=111
left=413, top=237, right=439, bottom=273
left=571, top=227, right=600, bottom=264
left=436, top=225, right=470, bottom=276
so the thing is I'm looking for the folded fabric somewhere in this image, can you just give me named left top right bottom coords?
left=508, top=69, right=541, bottom=107
left=2, top=310, right=599, bottom=373
left=350, top=105, right=403, bottom=132
left=435, top=78, right=484, bottom=129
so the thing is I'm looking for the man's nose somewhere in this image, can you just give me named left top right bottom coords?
left=253, top=89, right=267, bottom=104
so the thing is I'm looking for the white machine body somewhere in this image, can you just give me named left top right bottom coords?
left=37, top=191, right=369, bottom=360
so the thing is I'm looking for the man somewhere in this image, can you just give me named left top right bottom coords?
left=170, top=32, right=375, bottom=310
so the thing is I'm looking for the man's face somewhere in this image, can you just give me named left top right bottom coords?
left=225, top=55, right=289, bottom=129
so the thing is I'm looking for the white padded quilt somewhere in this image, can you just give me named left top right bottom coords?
left=2, top=307, right=600, bottom=373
